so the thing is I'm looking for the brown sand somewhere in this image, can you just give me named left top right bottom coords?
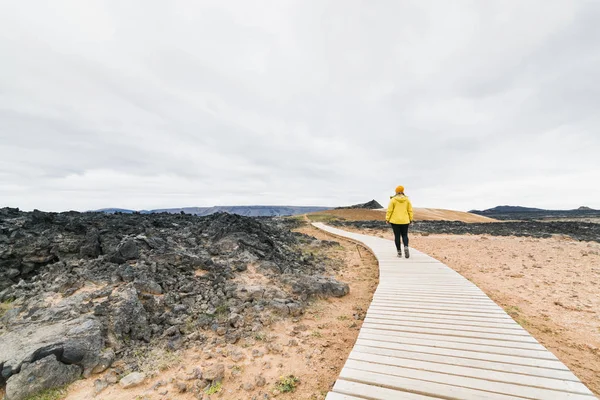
left=309, top=208, right=496, bottom=223
left=64, top=224, right=379, bottom=400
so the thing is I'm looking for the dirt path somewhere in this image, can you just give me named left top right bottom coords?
left=352, top=226, right=600, bottom=397
left=64, top=224, right=379, bottom=400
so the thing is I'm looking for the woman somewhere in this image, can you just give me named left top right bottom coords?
left=385, top=185, right=414, bottom=258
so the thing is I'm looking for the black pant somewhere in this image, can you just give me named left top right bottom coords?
left=391, top=223, right=409, bottom=250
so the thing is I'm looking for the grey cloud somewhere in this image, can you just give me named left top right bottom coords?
left=1, top=1, right=599, bottom=212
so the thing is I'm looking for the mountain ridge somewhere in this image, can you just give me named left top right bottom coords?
left=95, top=205, right=332, bottom=217
left=470, top=205, right=598, bottom=213
left=469, top=205, right=600, bottom=220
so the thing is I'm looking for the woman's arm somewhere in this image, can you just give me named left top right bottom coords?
left=386, top=199, right=394, bottom=223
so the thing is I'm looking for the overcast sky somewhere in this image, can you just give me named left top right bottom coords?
left=1, top=1, right=599, bottom=212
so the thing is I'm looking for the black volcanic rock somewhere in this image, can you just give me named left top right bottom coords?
left=0, top=208, right=346, bottom=397
left=470, top=205, right=600, bottom=221
left=336, top=199, right=383, bottom=210
left=330, top=219, right=600, bottom=243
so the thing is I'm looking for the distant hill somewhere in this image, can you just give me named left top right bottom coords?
left=95, top=205, right=331, bottom=217
left=578, top=206, right=594, bottom=211
left=336, top=199, right=383, bottom=210
left=470, top=205, right=600, bottom=220
left=472, top=205, right=546, bottom=213
left=95, top=208, right=137, bottom=214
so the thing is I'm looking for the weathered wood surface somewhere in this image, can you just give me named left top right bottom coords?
left=312, top=223, right=596, bottom=400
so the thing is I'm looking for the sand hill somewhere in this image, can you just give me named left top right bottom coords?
left=309, top=208, right=496, bottom=223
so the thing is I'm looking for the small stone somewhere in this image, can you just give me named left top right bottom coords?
left=266, top=343, right=282, bottom=354
left=175, top=381, right=188, bottom=393
left=231, top=351, right=245, bottom=362
left=119, top=372, right=146, bottom=388
left=225, top=332, right=240, bottom=344
left=254, top=375, right=266, bottom=387
left=292, top=324, right=308, bottom=332
left=164, top=325, right=180, bottom=337
left=185, top=367, right=202, bottom=381
left=105, top=370, right=119, bottom=384
left=228, top=313, right=243, bottom=328
left=243, top=382, right=255, bottom=391
left=7, top=268, right=20, bottom=279
left=153, top=380, right=167, bottom=390
left=252, top=349, right=264, bottom=358
left=92, top=349, right=115, bottom=374
left=94, top=379, right=109, bottom=394
left=216, top=326, right=227, bottom=336
left=203, top=363, right=225, bottom=382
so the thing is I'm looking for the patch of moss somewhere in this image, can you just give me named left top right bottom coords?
left=24, top=386, right=68, bottom=400
left=275, top=375, right=299, bottom=393
left=205, top=381, right=222, bottom=394
left=0, top=299, right=15, bottom=317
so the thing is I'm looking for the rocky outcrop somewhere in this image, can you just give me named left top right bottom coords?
left=336, top=199, right=383, bottom=210
left=0, top=208, right=348, bottom=397
left=5, top=355, right=82, bottom=400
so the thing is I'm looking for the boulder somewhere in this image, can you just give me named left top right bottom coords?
left=108, top=284, right=151, bottom=344
left=5, top=355, right=82, bottom=400
left=203, top=363, right=224, bottom=382
left=0, top=316, right=104, bottom=382
left=119, top=371, right=146, bottom=388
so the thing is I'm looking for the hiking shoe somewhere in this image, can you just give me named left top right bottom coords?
left=404, top=246, right=410, bottom=258
left=397, top=250, right=402, bottom=258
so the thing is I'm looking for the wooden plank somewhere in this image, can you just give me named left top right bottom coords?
left=344, top=359, right=595, bottom=399
left=358, top=332, right=553, bottom=356
left=371, top=300, right=503, bottom=311
left=371, top=297, right=498, bottom=306
left=352, top=345, right=578, bottom=381
left=356, top=339, right=569, bottom=370
left=339, top=367, right=521, bottom=400
left=360, top=323, right=539, bottom=344
left=373, top=293, right=494, bottom=302
left=373, top=295, right=492, bottom=303
left=374, top=292, right=489, bottom=299
left=366, top=308, right=514, bottom=322
left=363, top=323, right=545, bottom=350
left=364, top=315, right=524, bottom=330
left=325, top=392, right=365, bottom=400
left=364, top=317, right=529, bottom=335
left=360, top=326, right=544, bottom=349
left=368, top=304, right=508, bottom=315
left=371, top=299, right=501, bottom=309
left=366, top=312, right=519, bottom=327
left=347, top=350, right=591, bottom=394
left=374, top=290, right=483, bottom=295
left=331, top=380, right=440, bottom=399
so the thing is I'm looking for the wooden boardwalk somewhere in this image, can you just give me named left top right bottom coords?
left=313, top=223, right=597, bottom=400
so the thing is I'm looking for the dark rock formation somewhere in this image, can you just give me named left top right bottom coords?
left=5, top=355, right=82, bottom=400
left=0, top=208, right=346, bottom=396
left=336, top=199, right=383, bottom=210
left=470, top=205, right=600, bottom=220
left=331, top=219, right=600, bottom=243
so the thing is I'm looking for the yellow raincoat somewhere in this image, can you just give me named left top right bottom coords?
left=385, top=194, right=413, bottom=224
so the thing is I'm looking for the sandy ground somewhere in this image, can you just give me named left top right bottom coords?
left=309, top=208, right=496, bottom=223
left=63, top=224, right=379, bottom=400
left=358, top=227, right=600, bottom=397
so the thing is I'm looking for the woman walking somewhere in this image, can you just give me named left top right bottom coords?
left=385, top=185, right=414, bottom=258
